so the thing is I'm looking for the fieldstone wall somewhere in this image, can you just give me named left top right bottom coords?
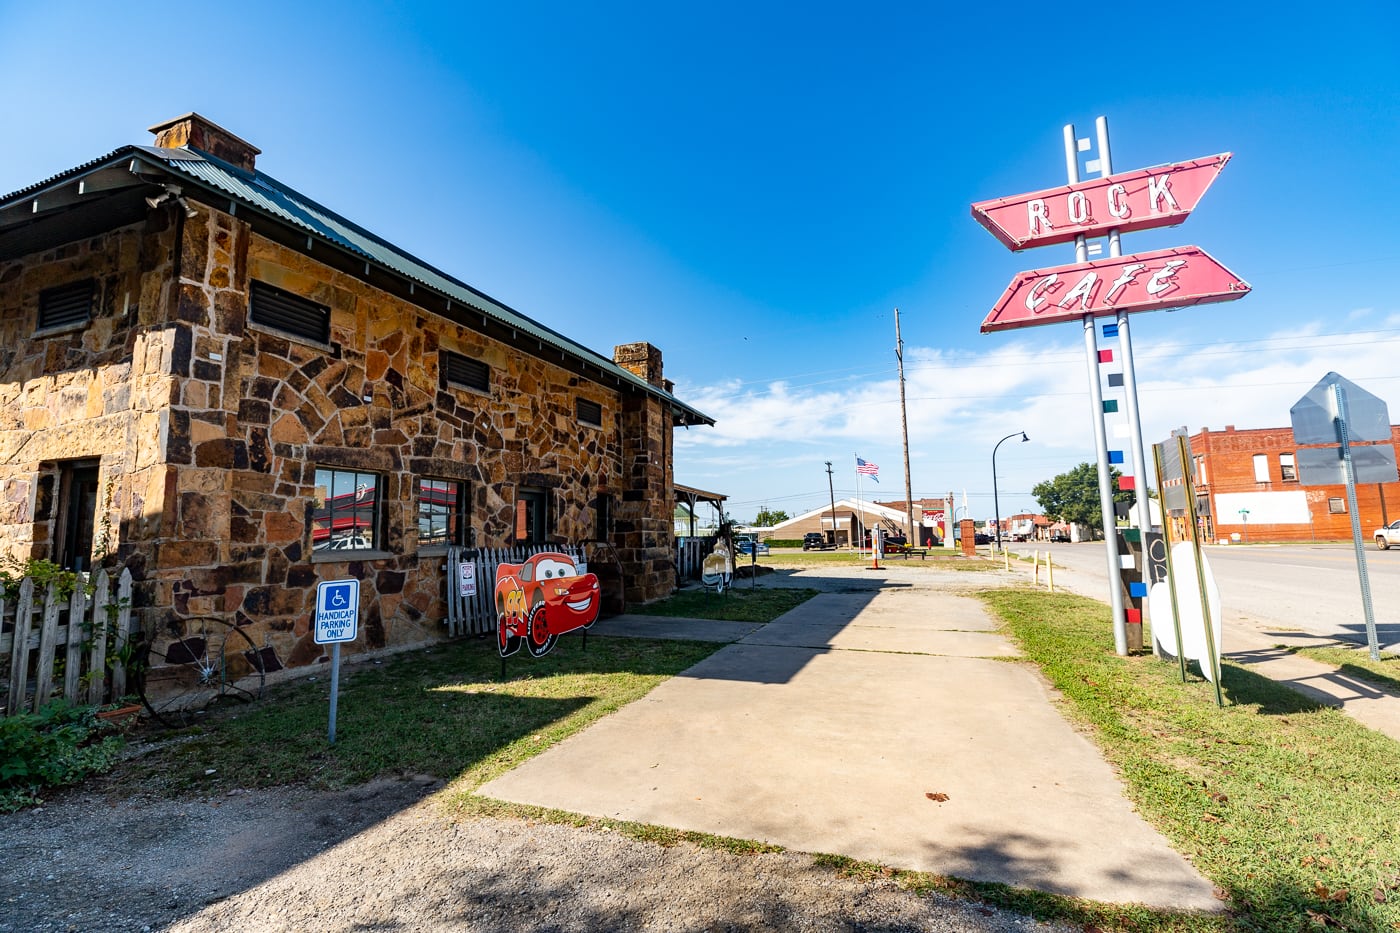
left=149, top=204, right=657, bottom=668
left=612, top=343, right=676, bottom=604
left=0, top=215, right=180, bottom=573
left=1, top=197, right=681, bottom=676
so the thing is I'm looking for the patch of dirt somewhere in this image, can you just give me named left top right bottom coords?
left=3, top=775, right=1077, bottom=932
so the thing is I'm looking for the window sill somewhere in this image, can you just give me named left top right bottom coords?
left=33, top=320, right=89, bottom=339
left=311, top=548, right=394, bottom=563
left=247, top=320, right=335, bottom=354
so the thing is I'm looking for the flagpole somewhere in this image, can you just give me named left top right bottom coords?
left=854, top=454, right=863, bottom=554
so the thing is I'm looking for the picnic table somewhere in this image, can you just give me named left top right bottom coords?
left=882, top=543, right=928, bottom=560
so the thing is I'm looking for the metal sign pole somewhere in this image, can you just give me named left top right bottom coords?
left=1066, top=122, right=1128, bottom=654
left=1152, top=442, right=1189, bottom=682
left=1096, top=117, right=1153, bottom=540
left=1178, top=436, right=1224, bottom=706
left=1334, top=383, right=1382, bottom=660
left=328, top=642, right=342, bottom=745
left=315, top=578, right=360, bottom=746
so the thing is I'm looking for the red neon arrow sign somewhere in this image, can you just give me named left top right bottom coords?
left=981, top=246, right=1250, bottom=333
left=971, top=154, right=1231, bottom=251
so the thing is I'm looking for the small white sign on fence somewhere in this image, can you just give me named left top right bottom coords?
left=458, top=561, right=476, bottom=598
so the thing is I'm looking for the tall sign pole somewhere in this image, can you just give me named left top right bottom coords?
left=972, top=121, right=1247, bottom=656
left=895, top=308, right=917, bottom=546
left=1334, top=383, right=1382, bottom=660
left=1063, top=124, right=1128, bottom=654
left=1096, top=117, right=1154, bottom=540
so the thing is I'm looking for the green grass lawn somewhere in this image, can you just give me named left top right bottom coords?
left=628, top=586, right=818, bottom=622
left=118, top=587, right=817, bottom=797
left=979, top=588, right=1400, bottom=932
left=761, top=550, right=998, bottom=572
left=120, top=634, right=722, bottom=797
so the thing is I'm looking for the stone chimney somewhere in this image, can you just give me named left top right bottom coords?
left=613, top=342, right=664, bottom=388
left=149, top=113, right=260, bottom=173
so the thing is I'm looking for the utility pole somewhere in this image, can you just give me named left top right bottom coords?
left=825, top=460, right=838, bottom=546
left=895, top=308, right=916, bottom=545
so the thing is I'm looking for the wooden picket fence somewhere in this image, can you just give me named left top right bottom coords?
left=444, top=544, right=585, bottom=637
left=676, top=537, right=712, bottom=580
left=0, top=568, right=134, bottom=717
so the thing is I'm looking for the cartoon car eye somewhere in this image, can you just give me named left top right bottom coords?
left=534, top=558, right=576, bottom=580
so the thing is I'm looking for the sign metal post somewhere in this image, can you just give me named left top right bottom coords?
left=315, top=579, right=361, bottom=744
left=1335, top=383, right=1381, bottom=660
left=1290, top=373, right=1396, bottom=661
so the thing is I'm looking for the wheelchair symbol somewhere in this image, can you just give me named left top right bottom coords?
left=330, top=587, right=349, bottom=608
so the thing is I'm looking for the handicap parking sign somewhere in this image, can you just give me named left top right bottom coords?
left=315, top=579, right=360, bottom=644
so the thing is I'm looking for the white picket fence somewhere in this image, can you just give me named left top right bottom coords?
left=444, top=545, right=585, bottom=637
left=676, top=537, right=711, bottom=580
left=0, top=568, right=135, bottom=717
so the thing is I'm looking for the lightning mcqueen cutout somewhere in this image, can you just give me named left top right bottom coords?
left=494, top=551, right=601, bottom=659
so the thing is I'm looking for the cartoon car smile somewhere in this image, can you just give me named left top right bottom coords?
left=494, top=551, right=601, bottom=658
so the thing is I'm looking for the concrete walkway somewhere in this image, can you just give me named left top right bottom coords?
left=479, top=568, right=1220, bottom=911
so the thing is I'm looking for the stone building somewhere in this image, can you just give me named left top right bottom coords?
left=0, top=113, right=711, bottom=673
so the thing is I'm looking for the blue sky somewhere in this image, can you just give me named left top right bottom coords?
left=3, top=2, right=1398, bottom=523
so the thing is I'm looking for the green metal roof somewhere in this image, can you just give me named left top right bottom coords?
left=0, top=142, right=713, bottom=426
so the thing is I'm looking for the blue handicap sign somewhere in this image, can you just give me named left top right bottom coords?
left=315, top=579, right=360, bottom=644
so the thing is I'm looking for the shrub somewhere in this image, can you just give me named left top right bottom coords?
left=0, top=700, right=124, bottom=812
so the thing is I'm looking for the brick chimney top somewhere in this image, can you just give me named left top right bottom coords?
left=149, top=113, right=260, bottom=173
left=613, top=342, right=665, bottom=388
left=1225, top=425, right=1235, bottom=432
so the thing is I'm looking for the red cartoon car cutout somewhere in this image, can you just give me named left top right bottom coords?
left=495, top=551, right=600, bottom=658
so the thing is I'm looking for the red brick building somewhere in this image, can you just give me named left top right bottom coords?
left=1185, top=425, right=1400, bottom=543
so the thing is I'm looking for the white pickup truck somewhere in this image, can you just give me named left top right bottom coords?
left=1375, top=520, right=1400, bottom=550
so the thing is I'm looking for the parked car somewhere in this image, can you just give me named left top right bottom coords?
left=973, top=533, right=992, bottom=545
left=1375, top=520, right=1400, bottom=550
left=863, top=531, right=907, bottom=548
left=802, top=532, right=834, bottom=550
left=735, top=535, right=770, bottom=556
left=1050, top=531, right=1071, bottom=543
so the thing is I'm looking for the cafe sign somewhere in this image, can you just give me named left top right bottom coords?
left=981, top=245, right=1249, bottom=333
left=971, top=153, right=1231, bottom=251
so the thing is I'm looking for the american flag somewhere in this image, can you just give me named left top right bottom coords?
left=856, top=457, right=879, bottom=482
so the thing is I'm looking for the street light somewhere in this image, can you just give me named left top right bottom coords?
left=992, top=432, right=1029, bottom=553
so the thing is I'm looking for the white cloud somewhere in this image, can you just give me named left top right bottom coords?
left=674, top=316, right=1400, bottom=517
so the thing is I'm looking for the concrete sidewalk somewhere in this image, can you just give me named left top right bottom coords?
left=479, top=572, right=1220, bottom=910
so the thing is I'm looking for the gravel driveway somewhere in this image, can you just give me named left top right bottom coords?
left=3, top=774, right=1075, bottom=932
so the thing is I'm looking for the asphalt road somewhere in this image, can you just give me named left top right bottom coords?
left=1009, top=540, right=1400, bottom=653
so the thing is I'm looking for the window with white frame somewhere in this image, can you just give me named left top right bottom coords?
left=1280, top=453, right=1297, bottom=482
left=1252, top=454, right=1270, bottom=483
